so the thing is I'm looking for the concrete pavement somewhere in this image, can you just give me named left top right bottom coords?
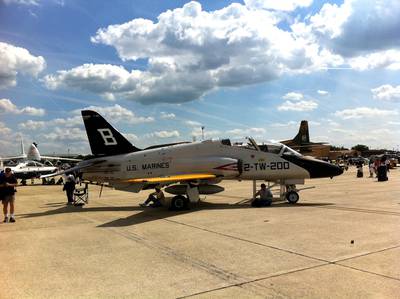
left=1, top=167, right=399, bottom=298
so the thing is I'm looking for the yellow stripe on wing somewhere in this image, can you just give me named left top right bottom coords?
left=124, top=173, right=216, bottom=183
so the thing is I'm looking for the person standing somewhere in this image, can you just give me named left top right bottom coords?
left=63, top=174, right=76, bottom=205
left=368, top=159, right=375, bottom=178
left=0, top=167, right=18, bottom=223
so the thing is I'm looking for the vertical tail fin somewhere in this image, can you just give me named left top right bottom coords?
left=20, top=135, right=25, bottom=156
left=27, top=143, right=41, bottom=161
left=292, top=120, right=310, bottom=145
left=81, top=110, right=141, bottom=156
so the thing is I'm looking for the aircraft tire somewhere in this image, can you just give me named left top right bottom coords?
left=170, top=195, right=189, bottom=211
left=286, top=191, right=299, bottom=204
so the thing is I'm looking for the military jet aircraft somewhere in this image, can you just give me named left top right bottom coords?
left=280, top=120, right=330, bottom=156
left=43, top=110, right=342, bottom=210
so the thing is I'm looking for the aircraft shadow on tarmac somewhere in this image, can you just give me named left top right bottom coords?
left=19, top=200, right=333, bottom=227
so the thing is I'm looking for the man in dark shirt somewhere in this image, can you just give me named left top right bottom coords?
left=0, top=167, right=18, bottom=223
left=140, top=187, right=164, bottom=207
left=63, top=174, right=76, bottom=205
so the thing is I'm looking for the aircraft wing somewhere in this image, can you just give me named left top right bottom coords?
left=123, top=173, right=217, bottom=184
left=40, top=155, right=82, bottom=162
left=290, top=143, right=328, bottom=148
left=0, top=155, right=26, bottom=161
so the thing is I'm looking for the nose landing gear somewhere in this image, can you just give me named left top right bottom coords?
left=285, top=190, right=300, bottom=204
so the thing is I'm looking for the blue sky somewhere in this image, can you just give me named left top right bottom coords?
left=1, top=0, right=400, bottom=155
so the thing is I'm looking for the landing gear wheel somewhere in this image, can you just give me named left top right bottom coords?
left=286, top=191, right=299, bottom=204
left=170, top=195, right=189, bottom=211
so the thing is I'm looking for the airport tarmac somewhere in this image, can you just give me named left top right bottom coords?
left=1, top=167, right=399, bottom=298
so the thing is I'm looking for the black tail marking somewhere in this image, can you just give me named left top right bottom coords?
left=81, top=110, right=141, bottom=156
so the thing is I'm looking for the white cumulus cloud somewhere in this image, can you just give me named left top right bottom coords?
left=44, top=2, right=341, bottom=104
left=371, top=84, right=400, bottom=102
left=191, top=127, right=221, bottom=139
left=2, top=0, right=39, bottom=5
left=349, top=50, right=400, bottom=71
left=244, top=0, right=313, bottom=11
left=19, top=105, right=153, bottom=133
left=150, top=130, right=180, bottom=138
left=75, top=104, right=154, bottom=124
left=41, top=127, right=87, bottom=143
left=298, top=0, right=400, bottom=57
left=185, top=120, right=202, bottom=127
left=226, top=127, right=266, bottom=137
left=282, top=92, right=304, bottom=101
left=122, top=133, right=138, bottom=142
left=317, top=90, right=329, bottom=95
left=0, top=42, right=46, bottom=89
left=334, top=107, right=398, bottom=119
left=160, top=112, right=176, bottom=120
left=278, top=100, right=318, bottom=111
left=0, top=121, right=11, bottom=135
left=0, top=98, right=45, bottom=116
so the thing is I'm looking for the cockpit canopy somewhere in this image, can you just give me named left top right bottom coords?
left=220, top=137, right=301, bottom=156
left=25, top=161, right=45, bottom=167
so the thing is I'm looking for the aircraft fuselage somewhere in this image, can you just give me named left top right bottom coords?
left=81, top=139, right=339, bottom=187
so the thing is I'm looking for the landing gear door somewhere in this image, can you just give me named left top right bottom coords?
left=186, top=185, right=200, bottom=203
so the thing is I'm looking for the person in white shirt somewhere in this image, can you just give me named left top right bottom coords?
left=252, top=183, right=273, bottom=207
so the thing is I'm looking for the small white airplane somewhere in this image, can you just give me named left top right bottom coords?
left=4, top=160, right=58, bottom=181
left=43, top=110, right=343, bottom=210
left=0, top=139, right=81, bottom=165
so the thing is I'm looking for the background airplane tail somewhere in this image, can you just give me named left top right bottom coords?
left=20, top=137, right=25, bottom=156
left=293, top=120, right=310, bottom=145
left=81, top=110, right=141, bottom=156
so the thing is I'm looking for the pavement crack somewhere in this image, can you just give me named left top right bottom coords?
left=331, top=244, right=400, bottom=264
left=178, top=263, right=329, bottom=299
left=334, top=263, right=400, bottom=282
left=316, top=206, right=400, bottom=217
left=163, top=218, right=329, bottom=264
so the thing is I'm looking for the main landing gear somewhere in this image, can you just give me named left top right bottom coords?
left=170, top=195, right=190, bottom=211
left=169, top=184, right=199, bottom=210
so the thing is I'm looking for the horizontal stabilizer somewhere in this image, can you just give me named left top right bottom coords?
left=40, top=160, right=106, bottom=178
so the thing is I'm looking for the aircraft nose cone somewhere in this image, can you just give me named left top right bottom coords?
left=283, top=155, right=344, bottom=179
left=323, top=162, right=343, bottom=178
left=304, top=159, right=343, bottom=178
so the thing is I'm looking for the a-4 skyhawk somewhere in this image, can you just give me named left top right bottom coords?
left=44, top=110, right=343, bottom=210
